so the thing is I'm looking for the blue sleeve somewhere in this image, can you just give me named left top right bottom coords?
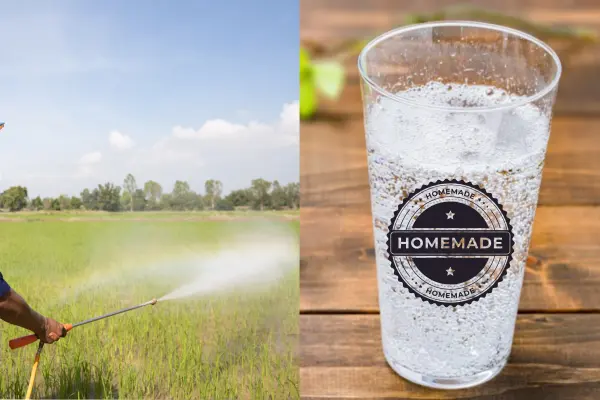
left=0, top=272, right=11, bottom=297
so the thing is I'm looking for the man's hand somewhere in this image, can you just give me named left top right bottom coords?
left=37, top=317, right=67, bottom=344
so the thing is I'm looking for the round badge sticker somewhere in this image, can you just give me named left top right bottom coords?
left=386, top=180, right=514, bottom=306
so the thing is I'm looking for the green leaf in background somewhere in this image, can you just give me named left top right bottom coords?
left=300, top=78, right=317, bottom=119
left=300, top=48, right=317, bottom=119
left=300, top=47, right=311, bottom=72
left=313, top=61, right=345, bottom=100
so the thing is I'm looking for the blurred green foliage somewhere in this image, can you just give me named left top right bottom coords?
left=300, top=48, right=345, bottom=119
left=300, top=4, right=598, bottom=120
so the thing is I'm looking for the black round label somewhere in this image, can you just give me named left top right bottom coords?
left=386, top=180, right=514, bottom=306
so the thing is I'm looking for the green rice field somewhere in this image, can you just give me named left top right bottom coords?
left=0, top=213, right=299, bottom=399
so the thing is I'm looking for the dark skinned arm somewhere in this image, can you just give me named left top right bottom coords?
left=0, top=288, right=66, bottom=344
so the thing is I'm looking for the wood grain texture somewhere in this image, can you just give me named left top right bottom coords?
left=300, top=314, right=600, bottom=399
left=301, top=117, right=600, bottom=207
left=300, top=1, right=600, bottom=398
left=301, top=0, right=600, bottom=42
left=301, top=0, right=600, bottom=115
left=301, top=0, right=600, bottom=41
left=301, top=206, right=600, bottom=312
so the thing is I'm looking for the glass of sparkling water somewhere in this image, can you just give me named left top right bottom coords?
left=358, top=21, right=561, bottom=389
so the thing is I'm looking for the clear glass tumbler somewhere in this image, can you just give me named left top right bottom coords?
left=358, top=21, right=561, bottom=389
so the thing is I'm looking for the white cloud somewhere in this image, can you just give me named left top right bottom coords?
left=127, top=101, right=299, bottom=191
left=170, top=101, right=299, bottom=145
left=2, top=101, right=299, bottom=197
left=280, top=101, right=299, bottom=136
left=109, top=130, right=135, bottom=150
left=79, top=151, right=102, bottom=164
left=172, top=120, right=247, bottom=140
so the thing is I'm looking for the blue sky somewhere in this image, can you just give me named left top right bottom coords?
left=0, top=0, right=299, bottom=197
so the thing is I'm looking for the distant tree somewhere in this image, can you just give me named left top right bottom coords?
left=31, top=196, right=44, bottom=211
left=225, top=189, right=253, bottom=207
left=70, top=196, right=83, bottom=210
left=214, top=198, right=234, bottom=211
left=204, top=179, right=223, bottom=209
left=81, top=188, right=99, bottom=210
left=250, top=179, right=272, bottom=211
left=191, top=193, right=204, bottom=210
left=285, top=182, right=300, bottom=209
left=178, top=192, right=204, bottom=211
left=132, top=189, right=147, bottom=211
left=143, top=180, right=163, bottom=210
left=172, top=180, right=192, bottom=210
left=120, top=191, right=132, bottom=211
left=97, top=183, right=121, bottom=212
left=0, top=178, right=300, bottom=213
left=270, top=180, right=288, bottom=210
left=1, top=186, right=29, bottom=211
left=204, top=180, right=215, bottom=209
left=81, top=189, right=91, bottom=209
left=51, top=198, right=61, bottom=211
left=160, top=193, right=173, bottom=210
left=58, top=195, right=71, bottom=210
left=91, top=189, right=100, bottom=210
left=215, top=181, right=223, bottom=202
left=173, top=180, right=190, bottom=196
left=123, top=174, right=137, bottom=212
left=42, top=198, right=52, bottom=211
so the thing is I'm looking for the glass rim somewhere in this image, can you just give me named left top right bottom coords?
left=357, top=20, right=563, bottom=113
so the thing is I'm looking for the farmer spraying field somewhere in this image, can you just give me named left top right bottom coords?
left=0, top=273, right=66, bottom=344
left=0, top=273, right=69, bottom=399
left=0, top=125, right=65, bottom=343
left=5, top=223, right=297, bottom=399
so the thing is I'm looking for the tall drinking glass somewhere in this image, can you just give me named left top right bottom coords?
left=358, top=22, right=561, bottom=389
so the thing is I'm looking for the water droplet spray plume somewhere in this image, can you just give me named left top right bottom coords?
left=157, top=223, right=298, bottom=302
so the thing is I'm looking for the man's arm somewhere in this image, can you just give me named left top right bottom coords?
left=0, top=288, right=46, bottom=335
left=0, top=274, right=66, bottom=344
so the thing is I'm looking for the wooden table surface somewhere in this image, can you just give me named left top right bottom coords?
left=300, top=1, right=600, bottom=399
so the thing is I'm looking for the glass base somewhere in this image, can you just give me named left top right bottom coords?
left=384, top=353, right=507, bottom=389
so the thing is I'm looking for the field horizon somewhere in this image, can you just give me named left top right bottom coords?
left=0, top=209, right=299, bottom=222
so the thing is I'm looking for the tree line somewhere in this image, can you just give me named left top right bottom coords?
left=0, top=174, right=300, bottom=212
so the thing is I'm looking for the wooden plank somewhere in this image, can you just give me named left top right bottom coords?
left=300, top=314, right=600, bottom=399
left=300, top=206, right=600, bottom=312
left=300, top=117, right=600, bottom=207
left=301, top=0, right=600, bottom=39
left=302, top=2, right=600, bottom=38
left=301, top=0, right=600, bottom=115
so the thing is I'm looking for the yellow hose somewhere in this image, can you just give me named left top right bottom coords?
left=24, top=341, right=43, bottom=400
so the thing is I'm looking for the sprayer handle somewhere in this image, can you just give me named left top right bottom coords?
left=8, top=334, right=38, bottom=350
left=9, top=323, right=72, bottom=350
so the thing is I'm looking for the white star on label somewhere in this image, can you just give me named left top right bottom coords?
left=446, top=267, right=455, bottom=276
left=446, top=211, right=455, bottom=219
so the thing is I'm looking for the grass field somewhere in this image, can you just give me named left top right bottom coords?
left=0, top=212, right=299, bottom=399
left=0, top=209, right=300, bottom=221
